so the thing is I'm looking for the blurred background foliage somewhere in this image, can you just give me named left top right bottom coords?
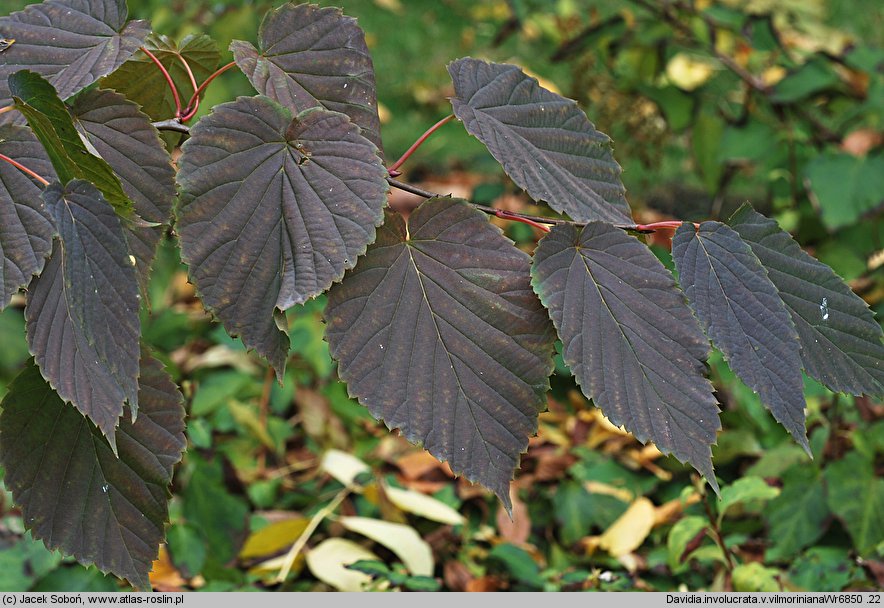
left=1, top=0, right=882, bottom=593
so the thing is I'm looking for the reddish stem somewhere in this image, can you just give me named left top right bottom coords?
left=180, top=61, right=238, bottom=122
left=495, top=209, right=551, bottom=232
left=634, top=220, right=699, bottom=231
left=0, top=153, right=49, bottom=186
left=388, top=114, right=455, bottom=175
left=0, top=105, right=14, bottom=115
left=142, top=47, right=182, bottom=118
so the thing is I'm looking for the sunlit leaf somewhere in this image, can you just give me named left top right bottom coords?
left=25, top=180, right=140, bottom=442
left=0, top=353, right=186, bottom=590
left=383, top=485, right=466, bottom=526
left=70, top=88, right=176, bottom=292
left=448, top=57, right=632, bottom=224
left=306, top=538, right=377, bottom=592
left=0, top=125, right=55, bottom=309
left=729, top=204, right=884, bottom=397
left=598, top=497, right=655, bottom=556
left=340, top=516, right=434, bottom=576
left=531, top=222, right=720, bottom=490
left=0, top=0, right=149, bottom=116
left=320, top=449, right=370, bottom=487
left=325, top=198, right=555, bottom=509
left=8, top=71, right=132, bottom=215
left=672, top=222, right=808, bottom=449
left=101, top=34, right=220, bottom=121
left=231, top=3, right=383, bottom=152
left=177, top=96, right=387, bottom=377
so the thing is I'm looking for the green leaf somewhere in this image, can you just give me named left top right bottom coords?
left=32, top=567, right=120, bottom=592
left=345, top=559, right=390, bottom=578
left=487, top=544, right=544, bottom=590
left=325, top=198, right=555, bottom=510
left=728, top=204, right=884, bottom=397
left=553, top=480, right=595, bottom=545
left=771, top=57, right=841, bottom=103
left=667, top=515, right=709, bottom=571
left=25, top=180, right=140, bottom=441
left=673, top=222, right=808, bottom=450
left=732, top=562, right=781, bottom=592
left=765, top=466, right=828, bottom=561
left=448, top=58, right=632, bottom=224
left=0, top=353, right=186, bottom=590
left=0, top=124, right=56, bottom=309
left=692, top=111, right=725, bottom=193
left=718, top=476, right=780, bottom=523
left=824, top=452, right=884, bottom=556
left=8, top=71, right=132, bottom=216
left=0, top=0, right=149, bottom=113
left=68, top=89, right=176, bottom=293
left=787, top=548, right=862, bottom=592
left=182, top=455, right=249, bottom=566
left=531, top=222, right=720, bottom=491
left=231, top=3, right=383, bottom=152
left=101, top=34, right=221, bottom=121
left=165, top=524, right=206, bottom=578
left=176, top=96, right=388, bottom=378
left=803, top=152, right=884, bottom=229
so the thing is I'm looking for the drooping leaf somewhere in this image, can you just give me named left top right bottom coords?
left=69, top=88, right=176, bottom=292
left=448, top=58, right=631, bottom=224
left=0, top=0, right=149, bottom=115
left=339, top=516, right=434, bottom=576
left=0, top=353, right=186, bottom=590
left=765, top=467, right=828, bottom=561
left=717, top=476, right=780, bottom=523
left=325, top=198, right=555, bottom=509
left=728, top=204, right=884, bottom=397
left=177, top=96, right=387, bottom=377
left=0, top=125, right=55, bottom=309
left=230, top=3, right=383, bottom=152
left=530, top=222, right=720, bottom=491
left=8, top=71, right=132, bottom=215
left=101, top=33, right=220, bottom=121
left=672, top=222, right=808, bottom=450
left=25, top=179, right=140, bottom=442
left=824, top=452, right=884, bottom=556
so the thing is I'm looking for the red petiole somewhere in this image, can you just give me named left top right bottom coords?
left=141, top=47, right=182, bottom=118
left=0, top=152, right=49, bottom=186
left=179, top=61, right=237, bottom=122
left=388, top=114, right=455, bottom=176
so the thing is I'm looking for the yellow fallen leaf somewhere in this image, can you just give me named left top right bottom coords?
left=598, top=497, right=656, bottom=557
left=239, top=518, right=310, bottom=560
left=666, top=53, right=717, bottom=91
left=321, top=449, right=370, bottom=487
left=306, top=538, right=379, bottom=592
left=340, top=516, right=434, bottom=576
left=384, top=484, right=466, bottom=525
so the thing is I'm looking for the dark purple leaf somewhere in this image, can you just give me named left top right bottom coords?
left=448, top=58, right=632, bottom=224
left=25, top=179, right=140, bottom=444
left=0, top=352, right=186, bottom=590
left=0, top=0, right=149, bottom=118
left=177, top=96, right=387, bottom=378
left=0, top=124, right=55, bottom=309
left=231, top=3, right=383, bottom=152
left=531, top=222, right=720, bottom=491
left=728, top=204, right=884, bottom=397
left=672, top=222, right=808, bottom=451
left=325, top=198, right=555, bottom=509
left=100, top=33, right=220, bottom=121
left=70, top=88, right=176, bottom=292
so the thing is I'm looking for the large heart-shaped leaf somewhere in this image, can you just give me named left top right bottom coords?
left=70, top=88, right=176, bottom=292
left=177, top=96, right=387, bottom=377
left=0, top=0, right=149, bottom=115
left=8, top=71, right=132, bottom=215
left=325, top=198, right=555, bottom=509
left=0, top=352, right=186, bottom=590
left=531, top=222, right=720, bottom=490
left=230, top=3, right=383, bottom=152
left=0, top=124, right=56, bottom=309
left=728, top=204, right=884, bottom=397
left=101, top=33, right=220, bottom=121
left=25, top=179, right=140, bottom=443
left=448, top=58, right=632, bottom=224
left=672, top=222, right=808, bottom=450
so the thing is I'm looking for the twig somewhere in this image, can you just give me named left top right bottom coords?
left=152, top=119, right=191, bottom=134
left=703, top=493, right=736, bottom=572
